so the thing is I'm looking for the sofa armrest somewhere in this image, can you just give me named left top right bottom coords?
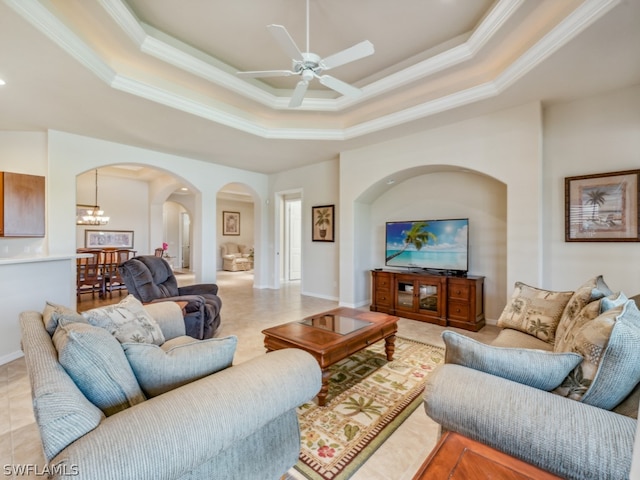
left=142, top=301, right=186, bottom=340
left=150, top=294, right=204, bottom=314
left=424, top=364, right=636, bottom=480
left=179, top=283, right=219, bottom=296
left=49, top=349, right=321, bottom=480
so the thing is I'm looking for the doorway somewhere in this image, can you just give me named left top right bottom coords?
left=179, top=212, right=190, bottom=269
left=284, top=198, right=302, bottom=281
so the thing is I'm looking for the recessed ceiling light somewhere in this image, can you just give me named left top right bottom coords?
left=180, top=187, right=188, bottom=191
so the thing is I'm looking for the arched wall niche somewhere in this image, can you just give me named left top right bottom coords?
left=358, top=166, right=507, bottom=321
left=338, top=102, right=544, bottom=318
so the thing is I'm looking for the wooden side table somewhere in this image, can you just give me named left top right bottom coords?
left=412, top=432, right=562, bottom=480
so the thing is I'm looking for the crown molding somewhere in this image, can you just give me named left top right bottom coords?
left=4, top=0, right=622, bottom=141
left=97, top=0, right=523, bottom=110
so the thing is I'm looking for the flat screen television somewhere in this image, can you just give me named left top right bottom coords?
left=385, top=218, right=469, bottom=273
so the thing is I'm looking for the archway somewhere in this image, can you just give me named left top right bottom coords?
left=216, top=182, right=260, bottom=286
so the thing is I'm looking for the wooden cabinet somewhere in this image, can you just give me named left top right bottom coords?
left=394, top=273, right=447, bottom=325
left=370, top=270, right=485, bottom=331
left=447, top=276, right=485, bottom=331
left=0, top=172, right=45, bottom=237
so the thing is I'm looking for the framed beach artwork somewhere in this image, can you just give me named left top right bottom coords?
left=222, top=211, right=240, bottom=236
left=85, top=230, right=134, bottom=248
left=565, top=169, right=640, bottom=242
left=312, top=205, right=335, bottom=242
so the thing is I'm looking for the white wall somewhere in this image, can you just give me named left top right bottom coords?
left=47, top=130, right=269, bottom=286
left=370, top=171, right=507, bottom=320
left=216, top=199, right=255, bottom=270
left=0, top=132, right=73, bottom=364
left=76, top=171, right=150, bottom=253
left=269, top=159, right=339, bottom=300
left=340, top=102, right=543, bottom=309
left=542, top=84, right=640, bottom=294
left=0, top=131, right=48, bottom=257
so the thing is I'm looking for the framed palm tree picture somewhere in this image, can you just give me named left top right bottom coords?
left=565, top=169, right=640, bottom=241
left=312, top=205, right=335, bottom=242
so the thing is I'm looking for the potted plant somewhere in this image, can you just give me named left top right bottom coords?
left=315, top=208, right=331, bottom=239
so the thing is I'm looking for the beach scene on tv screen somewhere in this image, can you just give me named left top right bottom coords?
left=385, top=219, right=468, bottom=271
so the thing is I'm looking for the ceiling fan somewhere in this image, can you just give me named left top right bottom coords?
left=236, top=0, right=374, bottom=108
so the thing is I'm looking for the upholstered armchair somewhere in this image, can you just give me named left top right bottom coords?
left=118, top=255, right=221, bottom=339
left=221, top=242, right=253, bottom=271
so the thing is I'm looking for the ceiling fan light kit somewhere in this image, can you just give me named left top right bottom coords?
left=236, top=0, right=374, bottom=108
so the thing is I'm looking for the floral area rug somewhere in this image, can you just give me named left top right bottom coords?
left=291, top=337, right=444, bottom=480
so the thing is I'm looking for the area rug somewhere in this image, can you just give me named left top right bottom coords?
left=291, top=337, right=444, bottom=480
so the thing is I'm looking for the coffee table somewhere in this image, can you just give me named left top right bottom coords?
left=262, top=307, right=398, bottom=406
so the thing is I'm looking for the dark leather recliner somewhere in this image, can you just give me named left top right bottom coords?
left=118, top=255, right=221, bottom=339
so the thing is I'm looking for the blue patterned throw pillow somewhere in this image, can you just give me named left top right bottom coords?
left=442, top=330, right=582, bottom=391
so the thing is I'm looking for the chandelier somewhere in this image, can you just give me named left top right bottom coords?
left=76, top=169, right=110, bottom=225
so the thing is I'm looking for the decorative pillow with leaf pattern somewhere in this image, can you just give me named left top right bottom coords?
left=554, top=276, right=611, bottom=349
left=555, top=292, right=628, bottom=353
left=497, top=282, right=574, bottom=344
left=82, top=295, right=165, bottom=345
left=554, top=299, right=640, bottom=409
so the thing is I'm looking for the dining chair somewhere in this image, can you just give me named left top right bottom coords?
left=104, top=249, right=136, bottom=297
left=76, top=250, right=105, bottom=301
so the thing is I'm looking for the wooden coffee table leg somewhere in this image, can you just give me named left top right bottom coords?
left=384, top=334, right=396, bottom=361
left=317, top=369, right=331, bottom=406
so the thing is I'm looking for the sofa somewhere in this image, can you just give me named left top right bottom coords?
left=19, top=299, right=321, bottom=480
left=423, top=276, right=640, bottom=480
left=221, top=243, right=253, bottom=271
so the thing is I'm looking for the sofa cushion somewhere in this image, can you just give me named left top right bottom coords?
left=82, top=294, right=165, bottom=345
left=497, top=282, right=574, bottom=344
left=554, top=300, right=640, bottom=409
left=122, top=335, right=237, bottom=397
left=53, top=318, right=146, bottom=416
left=443, top=331, right=582, bottom=391
left=42, top=301, right=86, bottom=336
left=554, top=276, right=611, bottom=349
left=490, top=328, right=553, bottom=351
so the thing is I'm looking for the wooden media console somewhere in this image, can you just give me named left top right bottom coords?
left=370, top=270, right=485, bottom=331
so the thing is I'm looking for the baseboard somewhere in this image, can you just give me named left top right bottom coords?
left=0, top=350, right=24, bottom=366
left=300, top=290, right=339, bottom=302
left=338, top=300, right=371, bottom=309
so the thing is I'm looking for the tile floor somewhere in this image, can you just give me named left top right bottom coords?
left=0, top=271, right=500, bottom=480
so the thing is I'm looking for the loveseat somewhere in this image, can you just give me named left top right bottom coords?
left=423, top=276, right=640, bottom=480
left=221, top=242, right=253, bottom=271
left=20, top=299, right=321, bottom=480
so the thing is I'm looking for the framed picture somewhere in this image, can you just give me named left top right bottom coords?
left=85, top=230, right=134, bottom=249
left=312, top=205, right=335, bottom=242
left=222, top=211, right=240, bottom=236
left=565, top=169, right=640, bottom=242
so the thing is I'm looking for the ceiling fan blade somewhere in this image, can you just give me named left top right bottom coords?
left=289, top=80, right=309, bottom=108
left=267, top=24, right=304, bottom=62
left=318, top=75, right=362, bottom=97
left=237, top=70, right=296, bottom=78
left=320, top=40, right=374, bottom=70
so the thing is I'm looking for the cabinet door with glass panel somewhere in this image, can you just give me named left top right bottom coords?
left=394, top=274, right=446, bottom=324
